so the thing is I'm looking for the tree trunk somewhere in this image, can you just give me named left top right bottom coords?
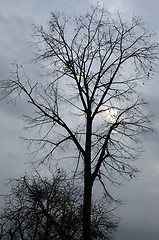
left=83, top=176, right=92, bottom=240
left=83, top=107, right=92, bottom=240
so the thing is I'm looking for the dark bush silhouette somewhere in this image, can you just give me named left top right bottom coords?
left=0, top=169, right=118, bottom=240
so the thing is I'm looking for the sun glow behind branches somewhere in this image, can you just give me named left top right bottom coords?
left=101, top=107, right=118, bottom=124
left=94, top=106, right=119, bottom=134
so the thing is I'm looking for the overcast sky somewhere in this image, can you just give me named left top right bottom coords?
left=0, top=0, right=159, bottom=239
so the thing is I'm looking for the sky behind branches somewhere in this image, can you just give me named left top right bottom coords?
left=0, top=1, right=159, bottom=239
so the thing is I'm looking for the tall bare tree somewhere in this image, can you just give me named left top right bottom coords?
left=1, top=5, right=159, bottom=240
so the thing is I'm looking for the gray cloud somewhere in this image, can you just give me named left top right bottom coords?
left=0, top=14, right=33, bottom=76
left=0, top=106, right=28, bottom=194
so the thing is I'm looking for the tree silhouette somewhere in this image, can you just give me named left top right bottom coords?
left=1, top=5, right=159, bottom=240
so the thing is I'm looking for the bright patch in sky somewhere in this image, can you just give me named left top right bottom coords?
left=101, top=107, right=118, bottom=123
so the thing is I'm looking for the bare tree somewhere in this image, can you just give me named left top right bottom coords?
left=0, top=169, right=118, bottom=240
left=1, top=5, right=159, bottom=240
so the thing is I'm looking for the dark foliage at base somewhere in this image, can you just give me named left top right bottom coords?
left=0, top=169, right=118, bottom=240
